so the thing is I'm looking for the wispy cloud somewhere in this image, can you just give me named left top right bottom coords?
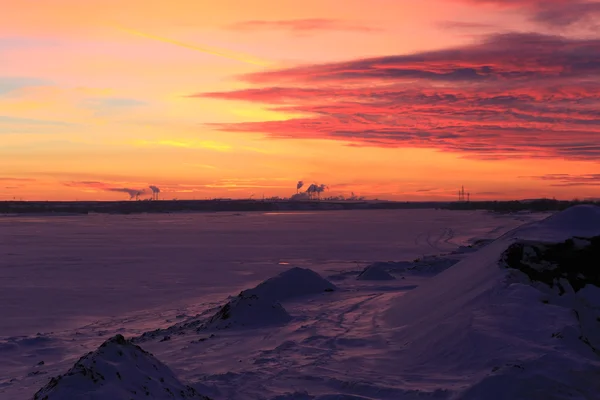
left=475, top=191, right=506, bottom=196
left=226, top=19, right=379, bottom=34
left=196, top=32, right=600, bottom=161
left=204, top=178, right=292, bottom=189
left=63, top=181, right=106, bottom=188
left=525, top=174, right=600, bottom=186
left=0, top=177, right=36, bottom=182
left=113, top=25, right=272, bottom=67
left=0, top=115, right=75, bottom=127
left=63, top=178, right=293, bottom=195
left=135, top=139, right=232, bottom=152
left=416, top=188, right=440, bottom=192
left=80, top=97, right=148, bottom=116
left=82, top=97, right=147, bottom=108
left=437, top=21, right=498, bottom=30
left=184, top=163, right=218, bottom=169
left=0, top=77, right=50, bottom=96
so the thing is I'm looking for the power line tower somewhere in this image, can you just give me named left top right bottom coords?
left=458, top=186, right=469, bottom=202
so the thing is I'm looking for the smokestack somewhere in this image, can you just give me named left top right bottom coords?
left=149, top=185, right=161, bottom=201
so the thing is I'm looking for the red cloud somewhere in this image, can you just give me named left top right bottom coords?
left=239, top=33, right=600, bottom=85
left=460, top=0, right=600, bottom=27
left=195, top=33, right=600, bottom=161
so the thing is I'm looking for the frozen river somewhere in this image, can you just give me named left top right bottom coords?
left=0, top=209, right=535, bottom=338
left=1, top=208, right=560, bottom=399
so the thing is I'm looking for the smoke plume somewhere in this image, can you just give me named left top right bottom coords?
left=306, top=183, right=328, bottom=193
left=107, top=188, right=145, bottom=199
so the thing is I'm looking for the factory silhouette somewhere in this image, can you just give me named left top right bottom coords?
left=109, top=181, right=470, bottom=203
left=458, top=186, right=470, bottom=202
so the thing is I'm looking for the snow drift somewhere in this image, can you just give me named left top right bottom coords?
left=356, top=265, right=395, bottom=281
left=34, top=334, right=210, bottom=400
left=381, top=205, right=600, bottom=397
left=204, top=293, right=292, bottom=330
left=515, top=204, right=600, bottom=242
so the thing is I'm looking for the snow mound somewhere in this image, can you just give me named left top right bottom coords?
left=356, top=265, right=395, bottom=280
left=516, top=204, right=600, bottom=241
left=242, top=267, right=337, bottom=302
left=204, top=293, right=292, bottom=330
left=139, top=268, right=334, bottom=337
left=34, top=334, right=210, bottom=400
left=201, top=267, right=334, bottom=330
left=328, top=256, right=460, bottom=282
left=540, top=204, right=600, bottom=231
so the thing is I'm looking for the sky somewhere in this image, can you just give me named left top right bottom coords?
left=1, top=0, right=599, bottom=201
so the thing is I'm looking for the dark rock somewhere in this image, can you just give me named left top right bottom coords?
left=502, top=236, right=600, bottom=293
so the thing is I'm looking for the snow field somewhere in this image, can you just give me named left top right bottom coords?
left=3, top=209, right=579, bottom=399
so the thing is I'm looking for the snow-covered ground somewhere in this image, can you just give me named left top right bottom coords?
left=4, top=208, right=587, bottom=399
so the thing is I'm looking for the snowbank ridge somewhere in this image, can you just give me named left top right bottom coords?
left=34, top=334, right=211, bottom=400
left=382, top=205, right=600, bottom=398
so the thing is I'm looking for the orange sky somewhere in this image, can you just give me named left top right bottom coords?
left=1, top=0, right=599, bottom=201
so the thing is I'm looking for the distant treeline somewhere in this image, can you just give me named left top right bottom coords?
left=0, top=199, right=598, bottom=215
left=0, top=199, right=444, bottom=214
left=445, top=199, right=600, bottom=213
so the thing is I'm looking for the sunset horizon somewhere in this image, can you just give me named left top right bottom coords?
left=2, top=3, right=600, bottom=397
left=2, top=0, right=599, bottom=201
